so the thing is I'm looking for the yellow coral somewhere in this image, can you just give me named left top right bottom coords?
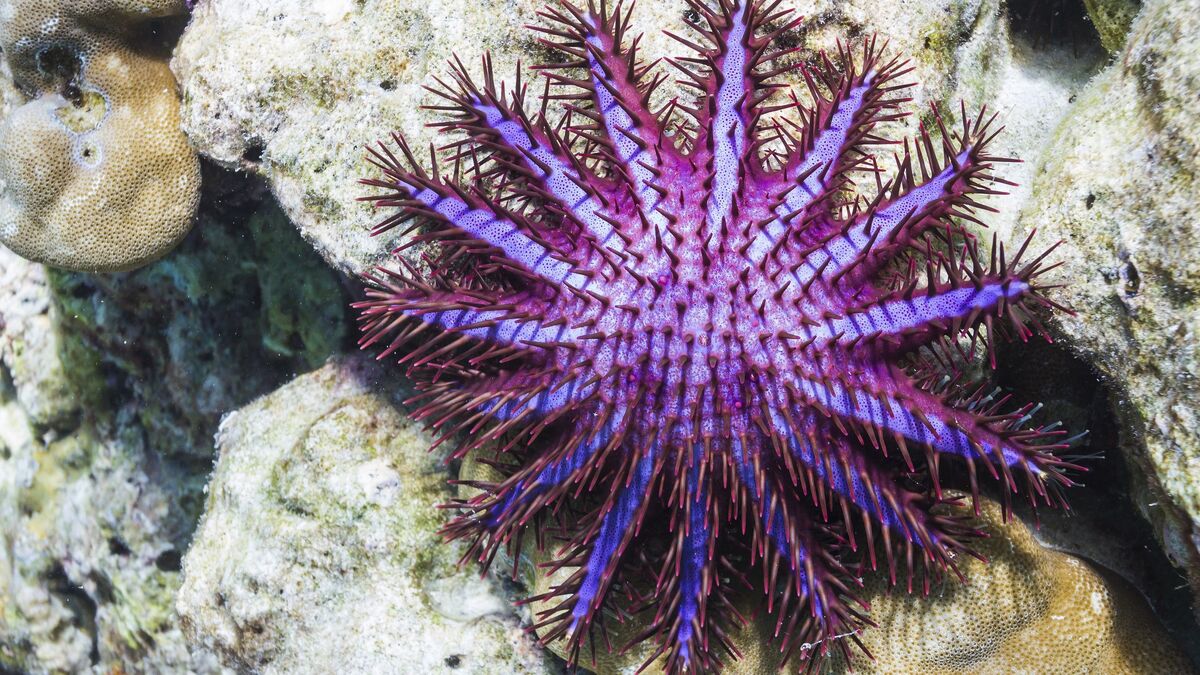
left=829, top=496, right=1194, bottom=674
left=0, top=0, right=200, bottom=272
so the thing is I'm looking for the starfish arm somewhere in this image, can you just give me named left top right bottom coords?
left=432, top=56, right=627, bottom=255
left=443, top=410, right=623, bottom=573
left=670, top=492, right=715, bottom=671
left=355, top=271, right=584, bottom=360
left=795, top=372, right=1070, bottom=498
left=780, top=109, right=1010, bottom=296
left=745, top=41, right=910, bottom=264
left=627, top=456, right=730, bottom=673
left=766, top=409, right=977, bottom=589
left=362, top=150, right=592, bottom=288
left=700, top=0, right=754, bottom=233
left=534, top=1, right=675, bottom=237
left=531, top=443, right=659, bottom=657
left=809, top=277, right=1031, bottom=349
left=730, top=436, right=863, bottom=664
left=798, top=151, right=971, bottom=284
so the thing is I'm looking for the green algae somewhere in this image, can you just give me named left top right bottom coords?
left=1084, top=0, right=1141, bottom=53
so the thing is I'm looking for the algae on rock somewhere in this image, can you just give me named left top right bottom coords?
left=50, top=189, right=349, bottom=460
left=0, top=248, right=225, bottom=673
left=1084, top=0, right=1142, bottom=53
left=176, top=356, right=555, bottom=674
left=1, top=162, right=348, bottom=672
left=1019, top=0, right=1200, bottom=619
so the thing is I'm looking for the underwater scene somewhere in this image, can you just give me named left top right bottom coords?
left=1, top=0, right=1198, bottom=673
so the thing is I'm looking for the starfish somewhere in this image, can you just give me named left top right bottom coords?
left=356, top=0, right=1077, bottom=670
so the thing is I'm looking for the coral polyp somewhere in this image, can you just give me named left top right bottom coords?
left=356, top=0, right=1078, bottom=670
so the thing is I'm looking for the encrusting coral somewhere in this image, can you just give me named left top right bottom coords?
left=0, top=0, right=200, bottom=272
left=356, top=0, right=1081, bottom=670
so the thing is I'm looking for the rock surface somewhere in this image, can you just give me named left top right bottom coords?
left=0, top=170, right=346, bottom=673
left=175, top=356, right=555, bottom=674
left=0, top=247, right=224, bottom=673
left=171, top=0, right=1103, bottom=275
left=1019, top=0, right=1200, bottom=611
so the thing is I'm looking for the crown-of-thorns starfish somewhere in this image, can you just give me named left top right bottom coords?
left=355, top=0, right=1080, bottom=670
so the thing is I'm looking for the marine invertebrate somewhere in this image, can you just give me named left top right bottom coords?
left=356, top=0, right=1077, bottom=670
left=0, top=0, right=200, bottom=272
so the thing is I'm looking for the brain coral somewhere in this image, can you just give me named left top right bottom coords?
left=837, top=495, right=1195, bottom=674
left=0, top=0, right=200, bottom=272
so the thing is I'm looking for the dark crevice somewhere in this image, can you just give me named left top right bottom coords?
left=155, top=549, right=183, bottom=572
left=108, top=537, right=132, bottom=556
left=31, top=45, right=84, bottom=103
left=45, top=565, right=99, bottom=665
left=242, top=140, right=266, bottom=165
left=1007, top=0, right=1102, bottom=54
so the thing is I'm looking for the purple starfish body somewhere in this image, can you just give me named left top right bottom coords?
left=356, top=0, right=1076, bottom=670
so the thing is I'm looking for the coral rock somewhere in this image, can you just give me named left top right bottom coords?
left=1083, top=0, right=1142, bottom=53
left=830, top=496, right=1194, bottom=674
left=1021, top=0, right=1200, bottom=610
left=0, top=248, right=79, bottom=429
left=0, top=0, right=201, bottom=272
left=175, top=356, right=554, bottom=674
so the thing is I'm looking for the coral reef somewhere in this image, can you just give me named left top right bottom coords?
left=174, top=356, right=555, bottom=674
left=0, top=169, right=346, bottom=672
left=0, top=0, right=1195, bottom=672
left=0, top=0, right=201, bottom=272
left=355, top=1, right=1079, bottom=669
left=0, top=247, right=220, bottom=673
left=1020, top=0, right=1200, bottom=612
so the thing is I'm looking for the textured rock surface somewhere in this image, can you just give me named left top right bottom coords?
left=172, top=0, right=1102, bottom=275
left=0, top=250, right=77, bottom=430
left=0, top=0, right=202, bottom=272
left=1083, top=0, right=1142, bottom=52
left=0, top=247, right=223, bottom=673
left=176, top=356, right=555, bottom=674
left=1019, top=0, right=1200, bottom=609
left=0, top=170, right=345, bottom=672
